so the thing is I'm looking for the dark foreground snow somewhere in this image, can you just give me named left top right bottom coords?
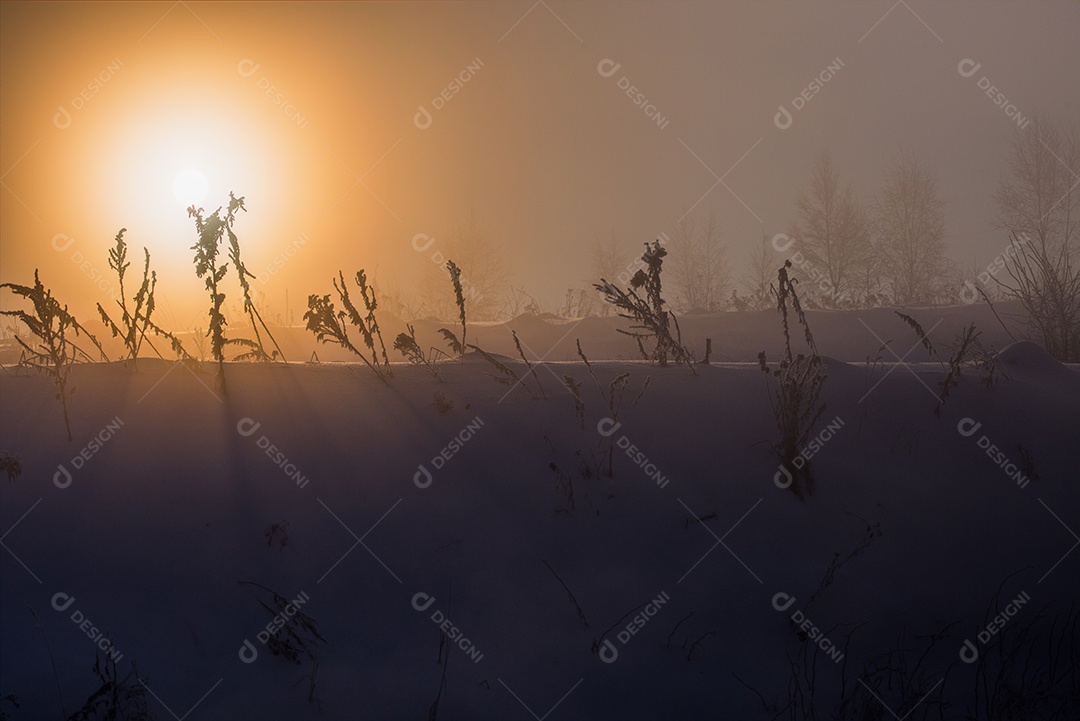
left=2, top=310, right=1078, bottom=720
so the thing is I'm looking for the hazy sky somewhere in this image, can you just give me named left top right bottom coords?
left=2, top=1, right=1078, bottom=323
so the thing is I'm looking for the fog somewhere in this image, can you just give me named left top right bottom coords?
left=4, top=5, right=1080, bottom=718
left=1, top=1, right=1078, bottom=323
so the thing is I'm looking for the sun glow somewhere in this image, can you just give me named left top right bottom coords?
left=173, top=168, right=209, bottom=206
left=41, top=59, right=326, bottom=321
left=88, top=86, right=283, bottom=274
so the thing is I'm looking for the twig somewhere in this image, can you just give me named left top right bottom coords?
left=977, top=285, right=1019, bottom=344
left=731, top=671, right=772, bottom=713
left=687, top=631, right=716, bottom=661
left=592, top=601, right=649, bottom=653
left=542, top=560, right=589, bottom=629
left=512, top=330, right=545, bottom=398
left=666, top=611, right=694, bottom=647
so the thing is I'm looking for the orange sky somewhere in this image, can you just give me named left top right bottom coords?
left=2, top=1, right=1078, bottom=325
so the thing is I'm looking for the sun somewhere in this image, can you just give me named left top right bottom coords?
left=173, top=168, right=209, bottom=206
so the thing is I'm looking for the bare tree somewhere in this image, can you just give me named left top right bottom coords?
left=667, top=214, right=729, bottom=313
left=588, top=232, right=628, bottom=317
left=875, top=151, right=950, bottom=305
left=739, top=231, right=781, bottom=310
left=789, top=152, right=872, bottom=304
left=417, top=210, right=508, bottom=321
left=994, top=115, right=1080, bottom=360
left=846, top=248, right=889, bottom=308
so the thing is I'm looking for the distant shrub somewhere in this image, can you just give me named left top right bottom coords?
left=559, top=288, right=597, bottom=318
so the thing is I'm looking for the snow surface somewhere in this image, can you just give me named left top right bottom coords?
left=1, top=305, right=1078, bottom=720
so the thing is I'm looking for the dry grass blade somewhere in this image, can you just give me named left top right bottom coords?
left=466, top=343, right=537, bottom=398
left=563, top=375, right=585, bottom=428
left=512, top=330, right=545, bottom=398
left=895, top=311, right=938, bottom=359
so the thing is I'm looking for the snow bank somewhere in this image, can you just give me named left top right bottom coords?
left=1, top=307, right=1077, bottom=720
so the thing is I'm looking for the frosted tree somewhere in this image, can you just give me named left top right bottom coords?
left=875, top=151, right=950, bottom=305
left=788, top=152, right=872, bottom=305
left=587, top=232, right=628, bottom=316
left=994, top=115, right=1080, bottom=361
left=417, top=210, right=507, bottom=321
left=667, top=214, right=729, bottom=312
left=739, top=231, right=781, bottom=310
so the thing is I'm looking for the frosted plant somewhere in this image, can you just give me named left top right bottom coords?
left=189, top=193, right=284, bottom=391
left=758, top=260, right=826, bottom=499
left=594, top=240, right=695, bottom=371
left=393, top=324, right=442, bottom=380
left=97, top=228, right=192, bottom=368
left=304, top=269, right=392, bottom=381
left=1, top=270, right=105, bottom=440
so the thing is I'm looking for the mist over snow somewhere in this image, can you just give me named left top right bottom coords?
left=2, top=2, right=1080, bottom=720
